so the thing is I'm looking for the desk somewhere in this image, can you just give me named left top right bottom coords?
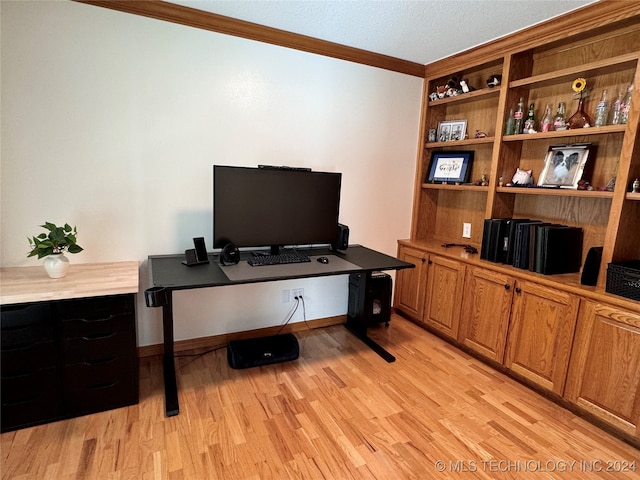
left=147, top=245, right=413, bottom=416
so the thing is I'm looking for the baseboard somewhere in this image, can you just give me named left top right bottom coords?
left=137, top=314, right=347, bottom=358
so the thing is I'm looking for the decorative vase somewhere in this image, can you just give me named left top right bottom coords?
left=43, top=253, right=70, bottom=278
left=567, top=98, right=592, bottom=129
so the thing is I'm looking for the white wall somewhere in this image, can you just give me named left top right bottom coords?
left=1, top=1, right=421, bottom=346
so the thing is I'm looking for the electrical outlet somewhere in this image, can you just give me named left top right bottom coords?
left=292, top=288, right=304, bottom=300
left=281, top=289, right=290, bottom=303
left=463, top=223, right=472, bottom=238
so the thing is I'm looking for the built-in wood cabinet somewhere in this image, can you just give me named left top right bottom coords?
left=395, top=2, right=640, bottom=443
left=408, top=4, right=640, bottom=291
left=424, top=255, right=465, bottom=339
left=395, top=245, right=465, bottom=339
left=565, top=300, right=640, bottom=437
left=395, top=246, right=428, bottom=320
left=458, top=266, right=514, bottom=362
left=504, top=280, right=579, bottom=395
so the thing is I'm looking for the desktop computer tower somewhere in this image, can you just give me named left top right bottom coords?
left=348, top=272, right=392, bottom=327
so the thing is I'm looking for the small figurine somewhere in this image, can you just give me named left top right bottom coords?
left=498, top=176, right=504, bottom=187
left=511, top=168, right=533, bottom=186
left=480, top=174, right=489, bottom=186
left=460, top=79, right=475, bottom=93
left=486, top=74, right=502, bottom=88
left=633, top=178, right=640, bottom=193
left=474, top=130, right=487, bottom=138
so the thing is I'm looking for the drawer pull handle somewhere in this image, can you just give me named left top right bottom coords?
left=2, top=396, right=36, bottom=406
left=88, top=380, right=119, bottom=390
left=82, top=332, right=117, bottom=341
left=504, top=284, right=510, bottom=290
left=78, top=315, right=115, bottom=323
left=83, top=357, right=117, bottom=366
left=515, top=287, right=522, bottom=294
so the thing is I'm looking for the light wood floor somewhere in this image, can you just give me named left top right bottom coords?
left=2, top=314, right=639, bottom=480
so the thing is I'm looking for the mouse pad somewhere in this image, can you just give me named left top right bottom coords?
left=220, top=255, right=361, bottom=282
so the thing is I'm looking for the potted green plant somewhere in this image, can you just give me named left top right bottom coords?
left=27, top=222, right=83, bottom=278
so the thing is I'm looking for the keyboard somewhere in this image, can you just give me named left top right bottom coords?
left=247, top=252, right=311, bottom=267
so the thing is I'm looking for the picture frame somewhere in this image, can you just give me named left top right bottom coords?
left=426, top=151, right=474, bottom=184
left=537, top=143, right=591, bottom=189
left=437, top=120, right=467, bottom=142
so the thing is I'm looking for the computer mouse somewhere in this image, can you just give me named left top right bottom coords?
left=317, top=256, right=329, bottom=264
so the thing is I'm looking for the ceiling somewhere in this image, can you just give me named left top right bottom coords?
left=169, top=0, right=597, bottom=65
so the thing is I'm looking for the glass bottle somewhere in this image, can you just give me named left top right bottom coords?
left=568, top=97, right=592, bottom=129
left=593, top=89, right=609, bottom=127
left=553, top=102, right=567, bottom=131
left=504, top=108, right=515, bottom=135
left=540, top=103, right=553, bottom=132
left=523, top=103, right=536, bottom=133
left=610, top=90, right=623, bottom=125
left=513, top=97, right=525, bottom=134
left=620, top=84, right=633, bottom=124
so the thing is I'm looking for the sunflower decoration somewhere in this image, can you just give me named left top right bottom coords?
left=572, top=77, right=589, bottom=100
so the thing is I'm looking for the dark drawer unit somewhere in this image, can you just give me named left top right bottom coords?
left=0, top=294, right=138, bottom=432
left=1, top=303, right=63, bottom=431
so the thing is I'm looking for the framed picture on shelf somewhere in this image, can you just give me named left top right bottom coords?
left=437, top=120, right=467, bottom=142
left=426, top=151, right=474, bottom=184
left=538, top=143, right=592, bottom=189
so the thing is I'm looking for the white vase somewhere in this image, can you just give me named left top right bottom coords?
left=43, top=253, right=70, bottom=278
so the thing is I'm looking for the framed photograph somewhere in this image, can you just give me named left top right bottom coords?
left=437, top=120, right=467, bottom=142
left=426, top=151, right=474, bottom=184
left=538, top=143, right=591, bottom=189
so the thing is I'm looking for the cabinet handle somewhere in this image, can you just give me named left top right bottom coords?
left=515, top=287, right=521, bottom=294
left=421, top=257, right=426, bottom=263
left=504, top=284, right=510, bottom=290
left=428, top=259, right=432, bottom=265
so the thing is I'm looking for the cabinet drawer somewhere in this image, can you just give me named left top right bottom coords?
left=63, top=354, right=133, bottom=389
left=60, top=310, right=133, bottom=339
left=1, top=341, right=57, bottom=374
left=1, top=366, right=61, bottom=432
left=62, top=329, right=135, bottom=364
left=1, top=303, right=54, bottom=348
left=57, top=295, right=133, bottom=329
left=64, top=365, right=137, bottom=416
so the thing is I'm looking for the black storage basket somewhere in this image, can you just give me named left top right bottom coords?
left=606, top=261, right=640, bottom=301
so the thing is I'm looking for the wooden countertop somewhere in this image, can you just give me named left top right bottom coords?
left=0, top=261, right=139, bottom=305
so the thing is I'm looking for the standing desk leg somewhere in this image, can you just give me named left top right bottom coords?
left=162, top=291, right=179, bottom=416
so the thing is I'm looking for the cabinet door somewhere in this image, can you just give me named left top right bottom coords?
left=459, top=267, right=514, bottom=362
left=564, top=301, right=640, bottom=437
left=504, top=280, right=579, bottom=394
left=393, top=246, right=428, bottom=320
left=424, top=256, right=465, bottom=339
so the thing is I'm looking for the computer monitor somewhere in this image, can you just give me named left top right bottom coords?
left=213, top=165, right=342, bottom=254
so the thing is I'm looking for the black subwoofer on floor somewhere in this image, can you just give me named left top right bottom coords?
left=227, top=333, right=299, bottom=369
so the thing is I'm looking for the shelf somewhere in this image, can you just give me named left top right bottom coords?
left=627, top=192, right=640, bottom=201
left=502, top=125, right=626, bottom=142
left=427, top=87, right=501, bottom=106
left=426, top=136, right=495, bottom=148
left=496, top=186, right=614, bottom=198
left=509, top=52, right=639, bottom=89
left=422, top=183, right=489, bottom=192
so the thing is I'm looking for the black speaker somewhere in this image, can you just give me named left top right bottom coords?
left=581, top=246, right=603, bottom=286
left=331, top=223, right=349, bottom=251
left=227, top=334, right=299, bottom=369
left=220, top=243, right=240, bottom=265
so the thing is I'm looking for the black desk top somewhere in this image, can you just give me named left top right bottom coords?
left=148, top=245, right=413, bottom=290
